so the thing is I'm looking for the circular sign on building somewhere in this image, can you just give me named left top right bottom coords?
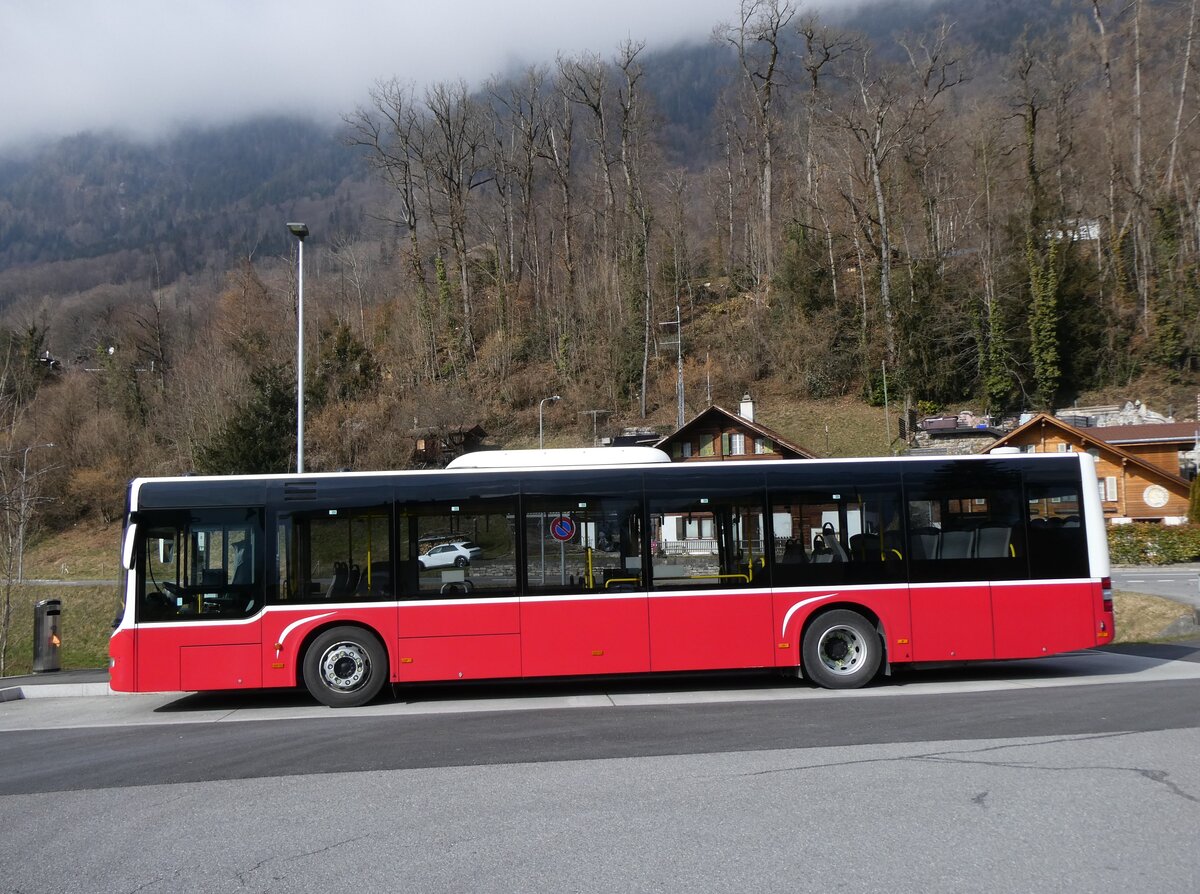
left=550, top=516, right=577, bottom=542
left=1143, top=484, right=1170, bottom=509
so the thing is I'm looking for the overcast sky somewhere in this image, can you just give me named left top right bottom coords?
left=0, top=0, right=784, bottom=151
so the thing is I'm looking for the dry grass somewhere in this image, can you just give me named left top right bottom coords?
left=22, top=522, right=122, bottom=580
left=1, top=583, right=121, bottom=676
left=1112, top=591, right=1197, bottom=644
left=753, top=395, right=898, bottom=457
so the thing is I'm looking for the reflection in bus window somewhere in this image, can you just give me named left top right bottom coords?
left=904, top=468, right=1025, bottom=583
left=648, top=490, right=766, bottom=590
left=1026, top=477, right=1087, bottom=579
left=277, top=506, right=392, bottom=604
left=524, top=497, right=643, bottom=594
left=770, top=486, right=903, bottom=587
left=400, top=497, right=517, bottom=598
left=139, top=508, right=263, bottom=621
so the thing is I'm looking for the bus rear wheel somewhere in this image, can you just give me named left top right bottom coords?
left=302, top=626, right=388, bottom=708
left=801, top=610, right=881, bottom=690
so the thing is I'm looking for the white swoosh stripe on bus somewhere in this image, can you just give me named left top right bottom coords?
left=278, top=612, right=336, bottom=647
left=780, top=594, right=837, bottom=639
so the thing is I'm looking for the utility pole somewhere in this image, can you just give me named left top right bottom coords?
left=659, top=302, right=685, bottom=428
left=579, top=410, right=611, bottom=447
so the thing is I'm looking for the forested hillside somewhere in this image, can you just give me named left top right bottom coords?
left=0, top=0, right=1197, bottom=534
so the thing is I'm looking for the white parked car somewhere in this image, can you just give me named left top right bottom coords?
left=418, top=541, right=481, bottom=569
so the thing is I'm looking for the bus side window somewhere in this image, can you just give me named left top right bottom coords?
left=1024, top=475, right=1087, bottom=580
left=904, top=466, right=1025, bottom=584
left=648, top=490, right=766, bottom=591
left=769, top=486, right=903, bottom=588
left=524, top=497, right=643, bottom=594
left=401, top=497, right=517, bottom=599
left=288, top=506, right=392, bottom=603
left=137, top=509, right=264, bottom=621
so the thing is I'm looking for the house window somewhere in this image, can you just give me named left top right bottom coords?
left=1099, top=477, right=1118, bottom=502
left=699, top=437, right=715, bottom=457
left=681, top=441, right=692, bottom=459
left=730, top=433, right=746, bottom=456
left=1056, top=443, right=1071, bottom=453
left=754, top=437, right=773, bottom=455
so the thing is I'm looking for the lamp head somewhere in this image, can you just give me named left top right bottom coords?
left=287, top=222, right=309, bottom=241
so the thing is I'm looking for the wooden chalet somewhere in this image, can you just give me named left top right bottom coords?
left=1085, top=422, right=1199, bottom=480
left=986, top=413, right=1191, bottom=523
left=410, top=424, right=488, bottom=468
left=654, top=395, right=816, bottom=462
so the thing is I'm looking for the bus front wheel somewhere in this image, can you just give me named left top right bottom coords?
left=801, top=610, right=881, bottom=690
left=302, top=626, right=388, bottom=708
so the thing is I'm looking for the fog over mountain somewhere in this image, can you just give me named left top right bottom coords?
left=3, top=0, right=871, bottom=152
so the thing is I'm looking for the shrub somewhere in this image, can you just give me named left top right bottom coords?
left=1108, top=523, right=1200, bottom=565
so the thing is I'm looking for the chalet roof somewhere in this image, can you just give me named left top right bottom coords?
left=654, top=404, right=817, bottom=459
left=1086, top=422, right=1200, bottom=446
left=987, top=413, right=1190, bottom=489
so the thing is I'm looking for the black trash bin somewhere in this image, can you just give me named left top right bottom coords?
left=33, top=598, right=61, bottom=673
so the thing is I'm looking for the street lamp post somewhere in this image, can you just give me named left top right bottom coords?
left=287, top=223, right=309, bottom=473
left=538, top=395, right=561, bottom=449
left=17, top=442, right=55, bottom=582
left=659, top=302, right=684, bottom=428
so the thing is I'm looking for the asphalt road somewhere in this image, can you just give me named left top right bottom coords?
left=1112, top=564, right=1200, bottom=608
left=2, top=646, right=1200, bottom=893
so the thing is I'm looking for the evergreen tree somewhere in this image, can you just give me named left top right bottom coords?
left=195, top=364, right=295, bottom=475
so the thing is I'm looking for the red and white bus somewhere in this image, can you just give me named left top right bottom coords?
left=110, top=448, right=1113, bottom=707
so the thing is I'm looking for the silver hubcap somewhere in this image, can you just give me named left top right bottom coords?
left=319, top=641, right=370, bottom=692
left=817, top=625, right=867, bottom=676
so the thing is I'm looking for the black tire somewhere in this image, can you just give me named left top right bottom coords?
left=801, top=609, right=881, bottom=690
left=454, top=556, right=468, bottom=568
left=302, top=626, right=388, bottom=708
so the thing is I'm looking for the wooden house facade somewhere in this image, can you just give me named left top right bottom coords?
left=653, top=400, right=816, bottom=463
left=986, top=414, right=1191, bottom=523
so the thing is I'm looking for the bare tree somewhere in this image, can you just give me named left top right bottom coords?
left=616, top=40, right=655, bottom=417
left=423, top=81, right=488, bottom=361
left=345, top=80, right=439, bottom=378
left=716, top=0, right=796, bottom=287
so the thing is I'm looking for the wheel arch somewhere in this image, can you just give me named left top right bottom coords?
left=293, top=619, right=391, bottom=688
left=797, top=601, right=888, bottom=669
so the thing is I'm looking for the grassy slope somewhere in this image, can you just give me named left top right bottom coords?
left=22, top=521, right=122, bottom=581
left=2, top=584, right=120, bottom=675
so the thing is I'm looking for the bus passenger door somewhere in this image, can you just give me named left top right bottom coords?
left=993, top=477, right=1094, bottom=658
left=647, top=483, right=774, bottom=672
left=135, top=511, right=265, bottom=692
left=394, top=496, right=523, bottom=682
left=903, top=469, right=1026, bottom=662
left=520, top=488, right=650, bottom=677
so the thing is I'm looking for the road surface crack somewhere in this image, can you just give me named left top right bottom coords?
left=739, top=730, right=1200, bottom=805
left=235, top=833, right=371, bottom=885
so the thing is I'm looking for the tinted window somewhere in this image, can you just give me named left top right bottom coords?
left=138, top=508, right=264, bottom=621
left=275, top=505, right=392, bottom=604
left=767, top=471, right=904, bottom=587
left=399, top=496, right=518, bottom=598
left=1025, top=469, right=1088, bottom=579
left=904, top=465, right=1026, bottom=583
left=646, top=470, right=768, bottom=590
left=523, top=471, right=645, bottom=594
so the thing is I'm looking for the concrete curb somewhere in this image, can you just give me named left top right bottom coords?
left=0, top=682, right=115, bottom=701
